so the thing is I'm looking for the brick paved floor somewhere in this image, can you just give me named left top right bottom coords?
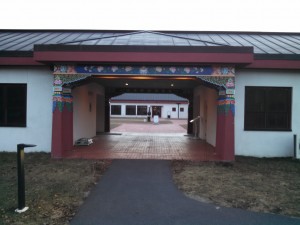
left=111, top=118, right=187, bottom=133
left=65, top=119, right=219, bottom=161
left=66, top=133, right=219, bottom=161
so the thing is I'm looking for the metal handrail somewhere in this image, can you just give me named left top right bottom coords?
left=189, top=116, right=200, bottom=139
left=190, top=116, right=200, bottom=123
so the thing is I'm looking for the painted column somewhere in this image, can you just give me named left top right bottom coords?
left=199, top=67, right=235, bottom=161
left=51, top=65, right=91, bottom=158
left=51, top=75, right=73, bottom=158
left=216, top=77, right=235, bottom=161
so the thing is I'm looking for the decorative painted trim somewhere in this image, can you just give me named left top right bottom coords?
left=218, top=96, right=235, bottom=115
left=198, top=76, right=235, bottom=116
left=53, top=74, right=91, bottom=84
left=54, top=64, right=235, bottom=76
left=52, top=74, right=80, bottom=112
left=53, top=94, right=73, bottom=112
left=198, top=76, right=235, bottom=89
left=54, top=65, right=76, bottom=74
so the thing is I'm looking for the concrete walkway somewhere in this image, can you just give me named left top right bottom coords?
left=70, top=160, right=300, bottom=225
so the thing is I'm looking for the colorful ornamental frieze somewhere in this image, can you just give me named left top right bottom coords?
left=198, top=76, right=235, bottom=90
left=218, top=96, right=235, bottom=115
left=53, top=94, right=73, bottom=112
left=198, top=76, right=235, bottom=115
left=53, top=65, right=235, bottom=76
left=52, top=75, right=77, bottom=112
left=52, top=64, right=235, bottom=114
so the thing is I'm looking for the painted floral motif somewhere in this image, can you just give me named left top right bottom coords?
left=54, top=75, right=63, bottom=86
left=55, top=64, right=235, bottom=76
left=169, top=67, right=176, bottom=73
left=221, top=67, right=235, bottom=75
left=184, top=67, right=191, bottom=74
left=54, top=65, right=76, bottom=74
left=76, top=65, right=218, bottom=75
left=226, top=78, right=235, bottom=88
left=111, top=66, right=118, bottom=72
left=212, top=66, right=235, bottom=76
left=155, top=66, right=163, bottom=73
left=97, top=66, right=104, bottom=72
left=139, top=66, right=148, bottom=74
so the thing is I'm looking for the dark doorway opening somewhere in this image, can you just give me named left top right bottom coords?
left=152, top=106, right=162, bottom=118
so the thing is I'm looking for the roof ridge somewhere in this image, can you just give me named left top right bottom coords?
left=148, top=31, right=229, bottom=46
left=56, top=30, right=229, bottom=46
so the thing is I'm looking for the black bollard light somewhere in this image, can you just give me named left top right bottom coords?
left=15, top=143, right=36, bottom=213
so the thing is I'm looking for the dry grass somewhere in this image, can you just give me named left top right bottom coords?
left=0, top=152, right=111, bottom=225
left=172, top=157, right=300, bottom=218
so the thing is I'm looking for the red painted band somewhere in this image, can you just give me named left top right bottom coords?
left=34, top=51, right=254, bottom=64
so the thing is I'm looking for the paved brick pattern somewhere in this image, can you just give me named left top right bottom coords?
left=111, top=118, right=187, bottom=133
left=67, top=134, right=219, bottom=161
left=65, top=119, right=219, bottom=161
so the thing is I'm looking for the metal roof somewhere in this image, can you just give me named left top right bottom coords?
left=1, top=30, right=300, bottom=55
left=110, top=93, right=188, bottom=102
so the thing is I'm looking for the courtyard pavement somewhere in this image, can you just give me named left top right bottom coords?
left=70, top=160, right=300, bottom=225
left=67, top=119, right=219, bottom=160
left=110, top=118, right=187, bottom=133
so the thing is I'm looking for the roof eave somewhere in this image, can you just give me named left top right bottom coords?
left=33, top=45, right=254, bottom=64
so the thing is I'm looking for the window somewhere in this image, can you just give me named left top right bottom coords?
left=111, top=105, right=121, bottom=115
left=244, top=87, right=292, bottom=131
left=172, top=107, right=176, bottom=112
left=180, top=107, right=184, bottom=112
left=126, top=105, right=136, bottom=115
left=0, top=84, right=27, bottom=127
left=137, top=105, right=147, bottom=115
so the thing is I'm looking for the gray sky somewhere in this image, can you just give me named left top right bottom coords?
left=1, top=0, right=299, bottom=32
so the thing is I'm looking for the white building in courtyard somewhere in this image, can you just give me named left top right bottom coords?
left=110, top=93, right=189, bottom=119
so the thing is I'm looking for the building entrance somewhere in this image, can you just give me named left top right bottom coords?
left=152, top=106, right=162, bottom=117
left=52, top=64, right=235, bottom=161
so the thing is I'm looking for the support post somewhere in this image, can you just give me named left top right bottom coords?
left=51, top=76, right=73, bottom=158
left=216, top=94, right=235, bottom=161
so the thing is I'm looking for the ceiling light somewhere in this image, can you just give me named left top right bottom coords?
left=125, top=83, right=129, bottom=86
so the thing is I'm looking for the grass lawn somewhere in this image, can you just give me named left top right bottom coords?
left=1, top=152, right=299, bottom=224
left=0, top=152, right=110, bottom=225
left=172, top=157, right=300, bottom=218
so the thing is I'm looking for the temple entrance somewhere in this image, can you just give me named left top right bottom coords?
left=51, top=64, right=235, bottom=161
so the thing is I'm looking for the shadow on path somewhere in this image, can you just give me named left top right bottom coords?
left=71, top=160, right=300, bottom=225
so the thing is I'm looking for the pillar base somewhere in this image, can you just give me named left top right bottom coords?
left=15, top=207, right=29, bottom=213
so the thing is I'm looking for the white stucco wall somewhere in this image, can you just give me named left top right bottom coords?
left=0, top=67, right=53, bottom=152
left=235, top=69, right=300, bottom=157
left=194, top=86, right=217, bottom=146
left=73, top=83, right=104, bottom=142
left=96, top=94, right=105, bottom=133
left=110, top=103, right=189, bottom=119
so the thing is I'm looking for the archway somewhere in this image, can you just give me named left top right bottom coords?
left=51, top=64, right=235, bottom=161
